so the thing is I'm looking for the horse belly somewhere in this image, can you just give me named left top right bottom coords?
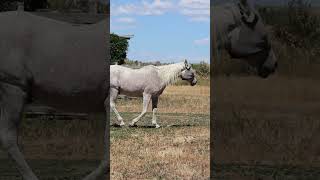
left=119, top=89, right=143, bottom=97
left=31, top=85, right=107, bottom=113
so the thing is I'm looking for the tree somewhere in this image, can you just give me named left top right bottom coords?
left=110, top=33, right=129, bottom=65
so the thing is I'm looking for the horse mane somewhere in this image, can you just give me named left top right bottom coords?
left=156, top=62, right=185, bottom=86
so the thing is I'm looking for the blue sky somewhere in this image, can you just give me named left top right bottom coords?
left=111, top=0, right=210, bottom=63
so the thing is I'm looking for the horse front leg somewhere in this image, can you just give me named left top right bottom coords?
left=151, top=96, right=160, bottom=128
left=129, top=93, right=151, bottom=127
left=0, top=84, right=38, bottom=180
left=110, top=88, right=125, bottom=126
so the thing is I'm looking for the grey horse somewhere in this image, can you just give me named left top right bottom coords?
left=212, top=0, right=278, bottom=78
left=110, top=60, right=197, bottom=128
left=0, top=10, right=108, bottom=180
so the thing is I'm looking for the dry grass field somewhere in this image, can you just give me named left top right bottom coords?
left=110, top=85, right=210, bottom=179
left=116, top=85, right=210, bottom=114
left=0, top=115, right=106, bottom=179
left=213, top=75, right=320, bottom=179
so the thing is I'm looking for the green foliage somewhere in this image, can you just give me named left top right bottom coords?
left=47, top=0, right=68, bottom=10
left=24, top=0, right=48, bottom=11
left=47, top=0, right=107, bottom=13
left=259, top=0, right=320, bottom=50
left=47, top=0, right=86, bottom=11
left=192, top=61, right=210, bottom=78
left=287, top=0, right=319, bottom=36
left=0, top=0, right=18, bottom=11
left=110, top=33, right=129, bottom=65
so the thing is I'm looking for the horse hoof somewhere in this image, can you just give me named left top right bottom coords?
left=119, top=122, right=125, bottom=127
left=112, top=123, right=122, bottom=128
left=129, top=123, right=137, bottom=127
left=155, top=124, right=160, bottom=128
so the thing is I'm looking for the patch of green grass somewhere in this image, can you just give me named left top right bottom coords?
left=110, top=112, right=210, bottom=127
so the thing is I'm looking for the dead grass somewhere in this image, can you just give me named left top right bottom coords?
left=116, top=85, right=210, bottom=114
left=111, top=84, right=210, bottom=179
left=111, top=127, right=209, bottom=179
left=0, top=115, right=106, bottom=160
left=213, top=75, right=320, bottom=166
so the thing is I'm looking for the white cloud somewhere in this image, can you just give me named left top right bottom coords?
left=178, top=0, right=210, bottom=22
left=141, top=0, right=174, bottom=15
left=111, top=24, right=136, bottom=31
left=114, top=4, right=136, bottom=15
left=194, top=37, right=209, bottom=45
left=111, top=0, right=210, bottom=22
left=112, top=0, right=173, bottom=16
left=111, top=18, right=136, bottom=31
left=115, top=17, right=136, bottom=24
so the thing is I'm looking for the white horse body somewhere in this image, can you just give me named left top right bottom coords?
left=110, top=61, right=197, bottom=128
left=111, top=65, right=166, bottom=97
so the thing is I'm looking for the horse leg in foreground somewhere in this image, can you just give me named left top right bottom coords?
left=110, top=88, right=125, bottom=126
left=129, top=93, right=151, bottom=127
left=0, top=84, right=38, bottom=180
left=151, top=96, right=160, bottom=128
left=82, top=98, right=108, bottom=180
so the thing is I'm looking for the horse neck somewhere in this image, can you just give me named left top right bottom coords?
left=157, top=63, right=184, bottom=86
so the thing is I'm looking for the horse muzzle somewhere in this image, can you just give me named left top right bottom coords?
left=258, top=61, right=277, bottom=78
left=191, top=78, right=197, bottom=86
left=258, top=49, right=278, bottom=78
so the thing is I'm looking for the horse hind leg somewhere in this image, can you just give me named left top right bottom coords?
left=129, top=93, right=151, bottom=127
left=0, top=83, right=38, bottom=180
left=151, top=96, right=160, bottom=128
left=110, top=88, right=125, bottom=126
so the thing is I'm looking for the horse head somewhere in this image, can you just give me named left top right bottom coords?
left=180, top=60, right=197, bottom=86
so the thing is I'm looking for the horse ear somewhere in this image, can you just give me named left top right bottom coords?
left=239, top=0, right=254, bottom=8
left=184, top=59, right=191, bottom=70
left=238, top=0, right=258, bottom=28
left=184, top=59, right=188, bottom=65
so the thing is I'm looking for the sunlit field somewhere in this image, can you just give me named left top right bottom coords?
left=111, top=84, right=210, bottom=179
